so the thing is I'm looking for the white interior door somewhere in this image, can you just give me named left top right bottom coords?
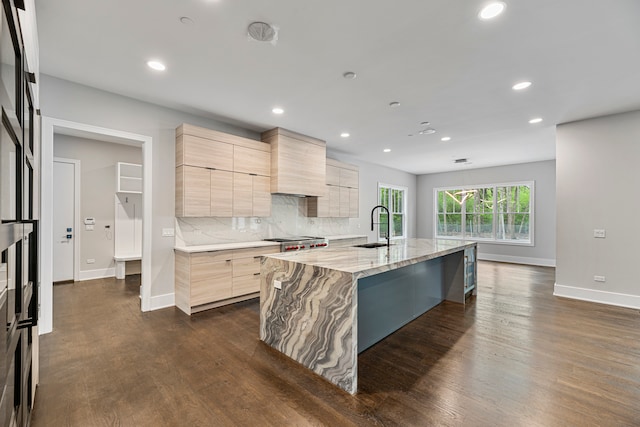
left=53, top=160, right=76, bottom=282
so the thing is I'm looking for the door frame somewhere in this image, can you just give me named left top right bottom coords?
left=52, top=157, right=81, bottom=282
left=41, top=117, right=153, bottom=334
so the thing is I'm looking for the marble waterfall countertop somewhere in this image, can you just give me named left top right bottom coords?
left=263, top=238, right=476, bottom=278
left=260, top=238, right=477, bottom=394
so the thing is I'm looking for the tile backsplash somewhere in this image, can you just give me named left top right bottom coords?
left=176, top=195, right=362, bottom=246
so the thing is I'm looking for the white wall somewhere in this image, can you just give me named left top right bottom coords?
left=416, top=160, right=556, bottom=266
left=54, top=134, right=142, bottom=276
left=555, top=110, right=640, bottom=309
left=40, top=75, right=261, bottom=301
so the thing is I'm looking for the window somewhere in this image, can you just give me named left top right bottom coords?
left=378, top=183, right=407, bottom=240
left=435, top=182, right=533, bottom=244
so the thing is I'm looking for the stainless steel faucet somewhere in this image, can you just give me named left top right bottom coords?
left=371, top=205, right=390, bottom=248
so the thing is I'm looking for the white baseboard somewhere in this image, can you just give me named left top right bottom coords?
left=554, top=283, right=640, bottom=310
left=477, top=253, right=556, bottom=267
left=150, top=293, right=175, bottom=310
left=79, top=267, right=116, bottom=281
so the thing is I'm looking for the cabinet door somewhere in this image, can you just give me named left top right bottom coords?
left=252, top=175, right=271, bottom=217
left=234, top=146, right=270, bottom=176
left=339, top=187, right=350, bottom=218
left=233, top=173, right=253, bottom=217
left=190, top=260, right=232, bottom=305
left=349, top=187, right=359, bottom=218
left=210, top=170, right=233, bottom=217
left=179, top=135, right=233, bottom=170
left=328, top=186, right=340, bottom=217
left=326, top=165, right=340, bottom=186
left=180, top=166, right=210, bottom=217
left=340, top=168, right=359, bottom=188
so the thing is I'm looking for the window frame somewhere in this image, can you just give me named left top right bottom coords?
left=433, top=180, right=534, bottom=246
left=377, top=182, right=408, bottom=241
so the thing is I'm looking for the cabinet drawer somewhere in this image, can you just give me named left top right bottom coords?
left=232, top=274, right=260, bottom=297
left=232, top=246, right=280, bottom=259
left=190, top=251, right=232, bottom=265
left=232, top=257, right=261, bottom=277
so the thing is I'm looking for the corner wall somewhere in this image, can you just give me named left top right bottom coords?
left=555, top=110, right=640, bottom=309
left=416, top=160, right=556, bottom=266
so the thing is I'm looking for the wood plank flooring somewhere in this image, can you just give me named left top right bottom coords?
left=31, top=262, right=640, bottom=426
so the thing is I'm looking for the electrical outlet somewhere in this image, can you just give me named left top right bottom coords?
left=274, top=280, right=282, bottom=290
left=593, top=229, right=606, bottom=238
left=594, top=275, right=606, bottom=282
left=162, top=228, right=175, bottom=237
left=86, top=259, right=95, bottom=264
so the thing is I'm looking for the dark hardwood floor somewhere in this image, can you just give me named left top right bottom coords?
left=31, top=262, right=640, bottom=426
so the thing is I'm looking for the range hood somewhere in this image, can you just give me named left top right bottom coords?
left=261, top=128, right=327, bottom=197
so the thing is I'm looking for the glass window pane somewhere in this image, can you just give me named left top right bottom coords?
left=378, top=212, right=389, bottom=239
left=392, top=214, right=403, bottom=237
left=437, top=213, right=462, bottom=237
left=465, top=214, right=494, bottom=238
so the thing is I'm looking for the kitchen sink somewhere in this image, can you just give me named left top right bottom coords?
left=353, top=242, right=391, bottom=248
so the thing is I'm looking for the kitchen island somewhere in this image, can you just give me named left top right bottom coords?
left=259, top=238, right=477, bottom=394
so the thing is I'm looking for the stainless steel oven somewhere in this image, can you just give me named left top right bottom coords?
left=263, top=236, right=328, bottom=252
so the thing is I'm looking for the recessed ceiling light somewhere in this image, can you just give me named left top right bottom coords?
left=343, top=72, right=357, bottom=80
left=147, top=61, right=166, bottom=71
left=389, top=102, right=400, bottom=108
left=340, top=132, right=350, bottom=138
left=420, top=121, right=430, bottom=126
left=419, top=128, right=436, bottom=135
left=441, top=137, right=451, bottom=142
left=479, top=2, right=506, bottom=20
left=529, top=117, right=543, bottom=124
left=512, top=81, right=532, bottom=91
left=383, top=148, right=391, bottom=153
left=272, top=107, right=284, bottom=114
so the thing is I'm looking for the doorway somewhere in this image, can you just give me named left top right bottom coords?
left=52, top=158, right=80, bottom=282
left=41, top=118, right=153, bottom=334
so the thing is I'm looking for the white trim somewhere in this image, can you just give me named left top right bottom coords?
left=150, top=292, right=175, bottom=310
left=53, top=157, right=81, bottom=282
left=477, top=253, right=556, bottom=267
left=554, top=283, right=640, bottom=310
left=40, top=117, right=153, bottom=335
left=79, top=267, right=116, bottom=281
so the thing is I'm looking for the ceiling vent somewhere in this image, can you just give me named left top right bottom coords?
left=248, top=22, right=276, bottom=42
left=454, top=158, right=468, bottom=164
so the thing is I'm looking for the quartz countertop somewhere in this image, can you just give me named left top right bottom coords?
left=324, top=234, right=367, bottom=240
left=264, top=238, right=475, bottom=279
left=174, top=241, right=280, bottom=253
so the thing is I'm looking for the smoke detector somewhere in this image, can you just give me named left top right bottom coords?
left=248, top=22, right=277, bottom=42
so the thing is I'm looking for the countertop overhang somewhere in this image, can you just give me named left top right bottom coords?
left=263, top=238, right=476, bottom=279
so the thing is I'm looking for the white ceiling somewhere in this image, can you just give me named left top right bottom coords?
left=35, top=0, right=640, bottom=175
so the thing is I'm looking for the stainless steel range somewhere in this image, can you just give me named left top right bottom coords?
left=264, top=236, right=328, bottom=252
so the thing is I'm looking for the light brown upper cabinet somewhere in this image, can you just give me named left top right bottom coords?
left=307, top=158, right=359, bottom=218
left=176, top=124, right=272, bottom=217
left=261, top=128, right=326, bottom=197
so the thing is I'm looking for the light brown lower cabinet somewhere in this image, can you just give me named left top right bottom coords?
left=175, top=245, right=280, bottom=315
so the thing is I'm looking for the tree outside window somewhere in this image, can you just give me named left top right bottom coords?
left=435, top=182, right=533, bottom=244
left=378, top=184, right=407, bottom=240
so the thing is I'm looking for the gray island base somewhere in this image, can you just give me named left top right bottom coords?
left=259, top=238, right=477, bottom=394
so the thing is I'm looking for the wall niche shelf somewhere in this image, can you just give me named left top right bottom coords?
left=117, top=162, right=142, bottom=193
